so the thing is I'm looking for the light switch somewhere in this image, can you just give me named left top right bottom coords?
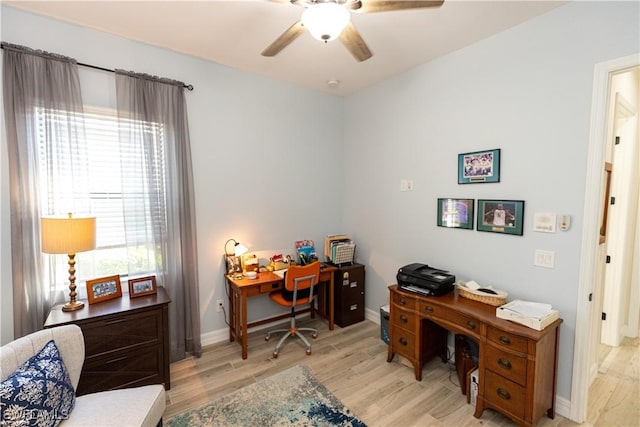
left=400, top=179, right=413, bottom=191
left=534, top=250, right=555, bottom=268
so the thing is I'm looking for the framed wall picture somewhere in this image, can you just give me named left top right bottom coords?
left=437, top=198, right=474, bottom=229
left=86, top=275, right=122, bottom=304
left=458, top=148, right=501, bottom=184
left=128, top=275, right=158, bottom=298
left=477, top=199, right=525, bottom=235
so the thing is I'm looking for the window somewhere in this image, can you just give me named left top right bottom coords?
left=36, top=107, right=166, bottom=289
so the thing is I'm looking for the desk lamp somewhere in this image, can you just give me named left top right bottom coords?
left=41, top=213, right=96, bottom=312
left=224, top=238, right=248, bottom=274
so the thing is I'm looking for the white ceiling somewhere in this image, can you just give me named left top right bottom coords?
left=4, top=0, right=567, bottom=96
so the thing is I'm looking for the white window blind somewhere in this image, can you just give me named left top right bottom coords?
left=36, top=107, right=166, bottom=286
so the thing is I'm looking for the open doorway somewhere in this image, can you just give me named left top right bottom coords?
left=571, top=56, right=639, bottom=423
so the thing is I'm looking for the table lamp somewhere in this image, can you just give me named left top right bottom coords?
left=41, top=213, right=96, bottom=312
left=224, top=238, right=248, bottom=274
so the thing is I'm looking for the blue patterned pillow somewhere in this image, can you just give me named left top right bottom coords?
left=0, top=339, right=76, bottom=426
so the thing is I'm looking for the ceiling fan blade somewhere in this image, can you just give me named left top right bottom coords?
left=261, top=21, right=306, bottom=57
left=339, top=22, right=372, bottom=62
left=352, top=0, right=444, bottom=13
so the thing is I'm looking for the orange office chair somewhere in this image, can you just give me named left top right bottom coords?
left=265, top=262, right=321, bottom=358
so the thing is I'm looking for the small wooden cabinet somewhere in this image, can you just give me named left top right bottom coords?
left=332, top=263, right=365, bottom=327
left=387, top=285, right=562, bottom=427
left=44, top=287, right=171, bottom=396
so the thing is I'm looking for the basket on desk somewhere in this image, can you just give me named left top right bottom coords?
left=457, top=282, right=508, bottom=306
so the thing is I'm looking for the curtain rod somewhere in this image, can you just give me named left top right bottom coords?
left=78, top=61, right=194, bottom=91
left=0, top=43, right=194, bottom=91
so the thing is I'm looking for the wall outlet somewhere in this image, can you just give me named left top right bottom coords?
left=216, top=299, right=224, bottom=312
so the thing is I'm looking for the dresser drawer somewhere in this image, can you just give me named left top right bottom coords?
left=80, top=310, right=161, bottom=357
left=392, top=291, right=417, bottom=310
left=487, top=327, right=528, bottom=354
left=419, top=301, right=479, bottom=336
left=390, top=324, right=416, bottom=359
left=485, top=343, right=527, bottom=386
left=483, top=369, right=526, bottom=420
left=78, top=343, right=164, bottom=395
left=391, top=307, right=418, bottom=332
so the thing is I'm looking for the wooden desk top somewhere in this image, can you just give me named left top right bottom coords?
left=390, top=285, right=562, bottom=340
left=226, top=265, right=337, bottom=288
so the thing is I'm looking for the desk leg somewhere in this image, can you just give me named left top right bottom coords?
left=227, top=279, right=235, bottom=343
left=240, top=289, right=248, bottom=359
left=328, top=273, right=334, bottom=330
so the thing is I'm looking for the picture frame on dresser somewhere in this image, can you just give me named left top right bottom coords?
left=129, top=275, right=158, bottom=298
left=86, top=274, right=122, bottom=304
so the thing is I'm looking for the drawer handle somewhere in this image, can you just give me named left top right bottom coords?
left=399, top=298, right=407, bottom=306
left=497, top=388, right=511, bottom=400
left=499, top=335, right=511, bottom=345
left=400, top=315, right=408, bottom=324
left=424, top=306, right=434, bottom=313
left=104, top=318, right=126, bottom=325
left=399, top=337, right=408, bottom=346
left=498, top=358, right=512, bottom=370
left=105, top=356, right=128, bottom=365
left=466, top=320, right=476, bottom=330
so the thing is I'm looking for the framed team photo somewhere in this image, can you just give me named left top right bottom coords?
left=86, top=275, right=122, bottom=304
left=128, top=275, right=158, bottom=298
left=458, top=149, right=501, bottom=184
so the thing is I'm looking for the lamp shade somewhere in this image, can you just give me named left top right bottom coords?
left=41, top=215, right=96, bottom=254
left=302, top=2, right=350, bottom=42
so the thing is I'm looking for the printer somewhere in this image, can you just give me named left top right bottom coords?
left=396, top=263, right=455, bottom=296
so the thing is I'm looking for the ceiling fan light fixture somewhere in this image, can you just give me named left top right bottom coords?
left=301, top=2, right=350, bottom=43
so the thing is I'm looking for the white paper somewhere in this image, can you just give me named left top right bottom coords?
left=501, top=300, right=554, bottom=319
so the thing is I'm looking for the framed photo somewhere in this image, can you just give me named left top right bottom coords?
left=477, top=199, right=525, bottom=235
left=86, top=275, right=122, bottom=304
left=437, top=198, right=474, bottom=229
left=128, top=275, right=157, bottom=298
left=458, top=148, right=501, bottom=184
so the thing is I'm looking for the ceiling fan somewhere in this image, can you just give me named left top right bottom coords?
left=261, top=0, right=445, bottom=62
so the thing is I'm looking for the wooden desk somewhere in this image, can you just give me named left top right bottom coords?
left=226, top=265, right=336, bottom=359
left=387, top=285, right=562, bottom=427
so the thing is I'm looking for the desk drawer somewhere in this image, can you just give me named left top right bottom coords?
left=260, top=282, right=282, bottom=293
left=390, top=324, right=416, bottom=359
left=391, top=307, right=418, bottom=333
left=392, top=292, right=417, bottom=310
left=419, top=302, right=479, bottom=335
left=483, top=369, right=526, bottom=420
left=487, top=327, right=528, bottom=354
left=485, top=344, right=527, bottom=386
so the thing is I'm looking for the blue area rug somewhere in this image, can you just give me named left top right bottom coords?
left=166, top=365, right=366, bottom=427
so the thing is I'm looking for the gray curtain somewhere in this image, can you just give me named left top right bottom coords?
left=115, top=70, right=201, bottom=360
left=2, top=43, right=87, bottom=336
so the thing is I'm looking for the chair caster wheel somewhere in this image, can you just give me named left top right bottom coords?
left=312, top=333, right=318, bottom=339
left=306, top=349, right=312, bottom=356
left=265, top=336, right=270, bottom=341
left=272, top=352, right=278, bottom=358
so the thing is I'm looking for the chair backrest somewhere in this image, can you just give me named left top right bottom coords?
left=283, top=262, right=321, bottom=304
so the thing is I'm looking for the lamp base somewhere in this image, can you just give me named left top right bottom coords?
left=62, top=300, right=85, bottom=312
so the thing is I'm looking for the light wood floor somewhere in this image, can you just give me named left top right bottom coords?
left=165, top=319, right=638, bottom=426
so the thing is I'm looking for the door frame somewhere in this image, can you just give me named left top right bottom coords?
left=571, top=52, right=639, bottom=422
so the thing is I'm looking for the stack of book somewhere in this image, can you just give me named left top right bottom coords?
left=496, top=300, right=560, bottom=331
left=324, top=234, right=355, bottom=265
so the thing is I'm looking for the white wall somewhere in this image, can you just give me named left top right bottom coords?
left=343, top=0, right=639, bottom=406
left=0, top=6, right=344, bottom=343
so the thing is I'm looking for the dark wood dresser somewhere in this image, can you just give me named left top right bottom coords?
left=44, top=287, right=171, bottom=396
left=388, top=285, right=562, bottom=427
